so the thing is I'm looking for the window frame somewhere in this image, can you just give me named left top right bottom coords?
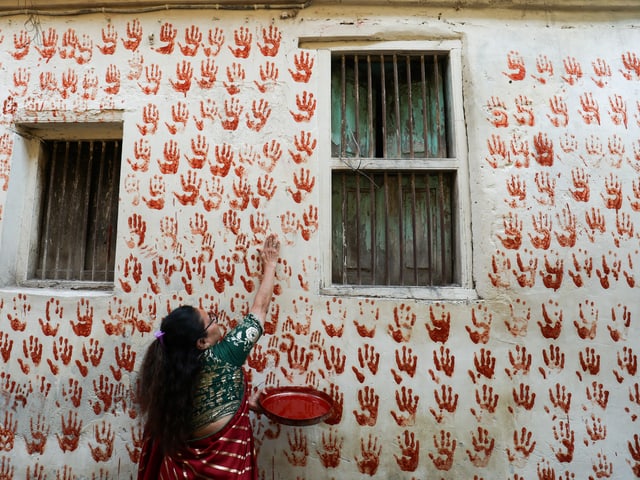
left=0, top=115, right=123, bottom=291
left=317, top=40, right=475, bottom=300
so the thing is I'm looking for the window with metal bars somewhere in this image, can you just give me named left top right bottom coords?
left=33, top=139, right=121, bottom=283
left=331, top=52, right=457, bottom=287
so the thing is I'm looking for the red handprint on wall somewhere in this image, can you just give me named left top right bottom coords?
left=561, top=56, right=582, bottom=85
left=355, top=434, right=382, bottom=475
left=25, top=414, right=49, bottom=455
left=290, top=91, right=317, bottom=122
left=424, top=304, right=450, bottom=343
left=229, top=26, right=252, bottom=58
left=254, top=61, right=279, bottom=92
left=430, top=384, right=458, bottom=423
left=466, top=427, right=495, bottom=467
left=579, top=92, right=601, bottom=125
left=505, top=299, right=530, bottom=337
left=498, top=213, right=523, bottom=250
left=257, top=25, right=281, bottom=57
left=485, top=134, right=510, bottom=168
left=34, top=27, right=58, bottom=62
left=204, top=27, right=225, bottom=57
left=510, top=383, right=536, bottom=413
left=317, top=429, right=343, bottom=468
left=179, top=26, right=202, bottom=57
left=289, top=51, right=315, bottom=83
left=391, top=387, right=419, bottom=426
left=608, top=303, right=631, bottom=342
left=486, top=96, right=509, bottom=128
left=620, top=51, right=640, bottom=80
left=353, top=386, right=379, bottom=426
left=89, top=421, right=115, bottom=461
left=507, top=427, right=536, bottom=467
left=551, top=419, right=575, bottom=463
left=56, top=411, right=82, bottom=452
left=429, top=430, right=456, bottom=471
left=547, top=382, right=572, bottom=415
left=394, top=430, right=419, bottom=472
left=0, top=411, right=17, bottom=451
left=548, top=95, right=569, bottom=127
left=503, top=50, right=526, bottom=81
left=466, top=306, right=492, bottom=344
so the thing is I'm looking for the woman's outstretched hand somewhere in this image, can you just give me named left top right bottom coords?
left=249, top=234, right=281, bottom=322
left=261, top=233, right=281, bottom=268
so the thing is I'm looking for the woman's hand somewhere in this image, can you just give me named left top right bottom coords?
left=261, top=233, right=280, bottom=268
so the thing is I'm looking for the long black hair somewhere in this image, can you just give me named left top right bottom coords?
left=137, top=305, right=205, bottom=455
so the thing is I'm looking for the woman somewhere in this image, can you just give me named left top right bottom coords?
left=136, top=234, right=281, bottom=479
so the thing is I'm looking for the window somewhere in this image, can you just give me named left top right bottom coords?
left=318, top=42, right=473, bottom=299
left=35, top=139, right=121, bottom=283
left=0, top=118, right=123, bottom=290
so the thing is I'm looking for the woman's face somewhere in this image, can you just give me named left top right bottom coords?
left=199, top=309, right=224, bottom=347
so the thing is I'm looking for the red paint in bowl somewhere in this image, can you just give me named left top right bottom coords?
left=259, top=387, right=333, bottom=426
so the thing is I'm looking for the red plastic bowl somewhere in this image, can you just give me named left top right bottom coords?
left=259, top=386, right=334, bottom=426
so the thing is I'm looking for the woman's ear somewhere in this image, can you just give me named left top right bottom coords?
left=196, top=337, right=208, bottom=350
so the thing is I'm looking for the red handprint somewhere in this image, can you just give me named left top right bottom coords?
left=391, top=387, right=419, bottom=426
left=174, top=170, right=202, bottom=206
left=204, top=27, right=225, bottom=57
left=579, top=92, right=601, bottom=125
left=122, top=18, right=142, bottom=51
left=170, top=61, right=193, bottom=96
left=579, top=347, right=601, bottom=377
left=254, top=61, right=279, bottom=92
left=35, top=27, right=58, bottom=62
left=220, top=97, right=243, bottom=130
left=514, top=95, right=535, bottom=126
left=562, top=56, right=582, bottom=85
left=317, top=429, right=343, bottom=468
left=466, top=306, right=492, bottom=344
left=620, top=51, right=640, bottom=80
left=429, top=430, right=456, bottom=471
left=485, top=134, right=511, bottom=168
left=431, top=384, right=458, bottom=422
left=503, top=50, right=526, bottom=81
left=551, top=420, right=575, bottom=463
left=355, top=434, right=381, bottom=475
left=533, top=132, right=555, bottom=167
left=511, top=383, right=536, bottom=412
left=497, top=213, right=523, bottom=250
left=137, top=103, right=159, bottom=136
left=425, top=304, right=451, bottom=343
left=289, top=51, right=315, bottom=83
left=290, top=91, right=317, bottom=122
left=466, top=427, right=495, bottom=467
left=179, top=25, right=202, bottom=57
left=395, top=430, right=419, bottom=472
left=507, top=427, right=536, bottom=467
left=56, top=411, right=82, bottom=452
left=257, top=25, right=281, bottom=57
left=431, top=345, right=455, bottom=379
left=548, top=95, right=569, bottom=127
left=353, top=386, right=379, bottom=426
left=229, top=26, right=252, bottom=58
left=246, top=98, right=271, bottom=132
left=548, top=383, right=572, bottom=414
left=89, top=421, right=115, bottom=461
left=486, top=96, right=509, bottom=127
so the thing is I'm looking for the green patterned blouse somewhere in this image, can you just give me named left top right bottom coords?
left=191, top=313, right=263, bottom=432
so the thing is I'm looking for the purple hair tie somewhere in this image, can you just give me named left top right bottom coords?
left=154, top=330, right=165, bottom=345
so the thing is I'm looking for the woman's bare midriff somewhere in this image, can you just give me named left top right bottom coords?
left=191, top=413, right=234, bottom=439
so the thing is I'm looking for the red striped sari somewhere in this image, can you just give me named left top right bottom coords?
left=137, top=394, right=257, bottom=480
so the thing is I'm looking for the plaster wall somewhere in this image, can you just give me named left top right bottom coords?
left=0, top=4, right=638, bottom=479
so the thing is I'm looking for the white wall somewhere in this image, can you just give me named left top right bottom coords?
left=0, top=5, right=638, bottom=479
